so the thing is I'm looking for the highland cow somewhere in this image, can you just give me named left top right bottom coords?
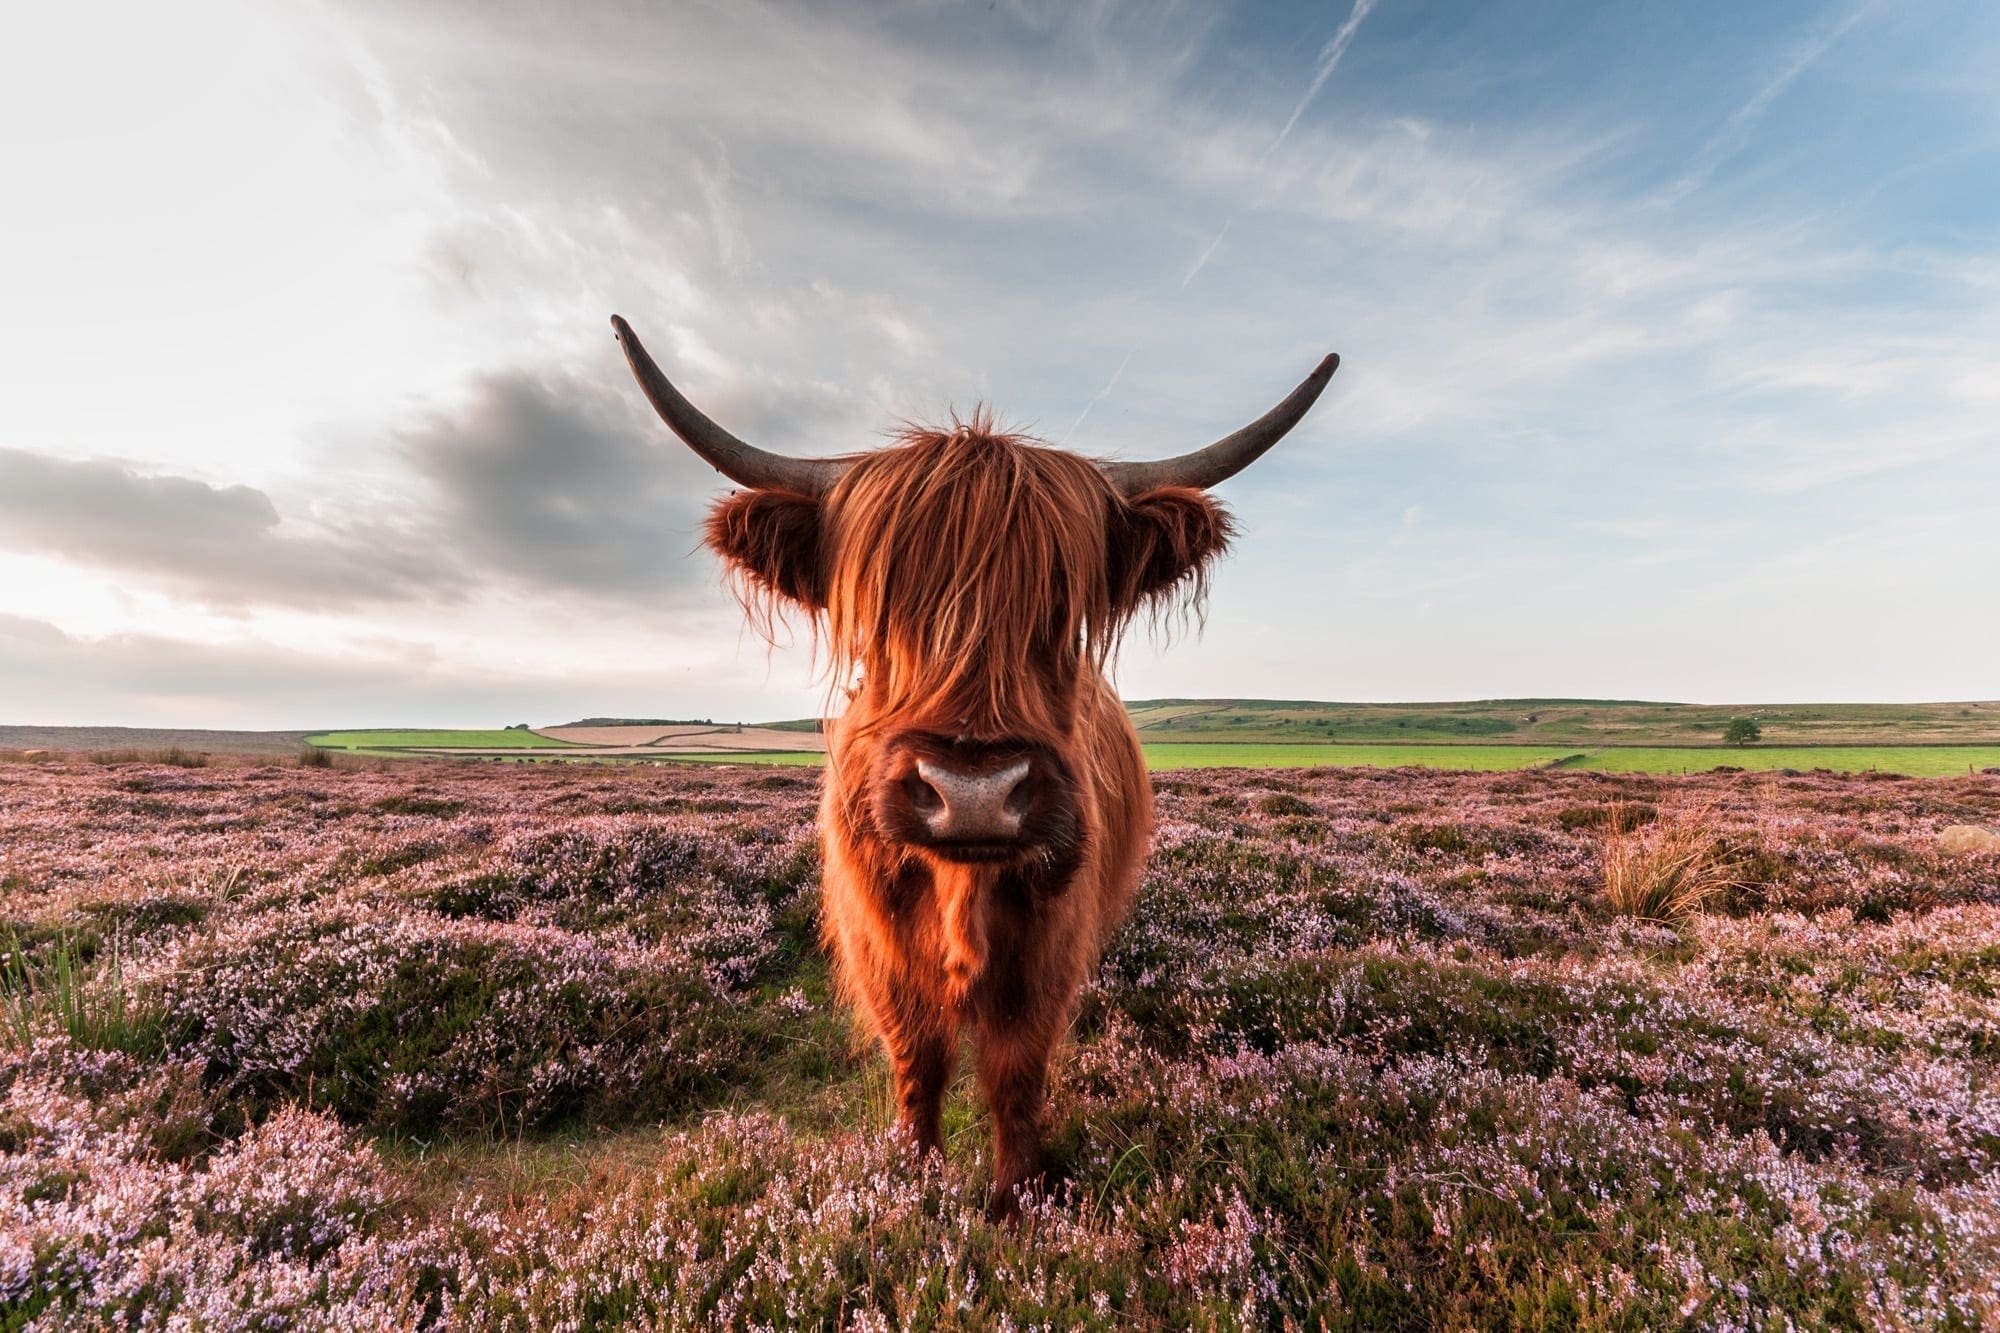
left=612, top=314, right=1338, bottom=1217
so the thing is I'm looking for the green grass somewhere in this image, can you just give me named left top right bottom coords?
left=2, top=930, right=166, bottom=1056
left=1153, top=743, right=2000, bottom=776
left=1140, top=743, right=1583, bottom=771
left=1563, top=745, right=2000, bottom=777
left=304, top=729, right=580, bottom=751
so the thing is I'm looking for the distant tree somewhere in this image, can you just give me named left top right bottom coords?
left=1723, top=718, right=1762, bottom=746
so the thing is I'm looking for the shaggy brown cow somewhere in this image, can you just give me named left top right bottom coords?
left=612, top=314, right=1338, bottom=1217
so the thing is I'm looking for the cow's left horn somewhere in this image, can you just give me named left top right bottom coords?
left=1100, top=353, right=1340, bottom=495
left=612, top=315, right=851, bottom=496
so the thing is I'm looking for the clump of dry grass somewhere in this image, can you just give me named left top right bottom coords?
left=1600, top=801, right=1742, bottom=922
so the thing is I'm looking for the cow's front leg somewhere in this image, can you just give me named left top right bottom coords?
left=887, top=1017, right=956, bottom=1156
left=973, top=1017, right=1056, bottom=1220
left=825, top=852, right=962, bottom=1158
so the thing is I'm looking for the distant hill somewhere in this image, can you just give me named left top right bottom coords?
left=0, top=726, right=307, bottom=756
left=1115, top=698, right=2000, bottom=747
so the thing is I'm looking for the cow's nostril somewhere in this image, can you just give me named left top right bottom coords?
left=1003, top=770, right=1035, bottom=815
left=904, top=772, right=943, bottom=814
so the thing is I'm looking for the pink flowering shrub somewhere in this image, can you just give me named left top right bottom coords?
left=156, top=898, right=774, bottom=1132
left=0, top=1039, right=434, bottom=1328
left=3, top=756, right=1997, bottom=1326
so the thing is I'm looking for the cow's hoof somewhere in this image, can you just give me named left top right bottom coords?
left=986, top=1186, right=1023, bottom=1226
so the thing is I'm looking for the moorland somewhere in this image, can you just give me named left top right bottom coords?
left=4, top=751, right=1998, bottom=1326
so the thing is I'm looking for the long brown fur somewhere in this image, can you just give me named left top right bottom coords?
left=703, top=414, right=1231, bottom=1218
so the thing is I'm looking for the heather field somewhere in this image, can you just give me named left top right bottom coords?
left=4, top=756, right=2000, bottom=1328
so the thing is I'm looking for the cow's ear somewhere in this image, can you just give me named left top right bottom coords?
left=705, top=489, right=827, bottom=611
left=1109, top=486, right=1235, bottom=610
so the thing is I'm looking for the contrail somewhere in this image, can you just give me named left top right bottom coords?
left=1180, top=219, right=1233, bottom=290
left=1062, top=343, right=1143, bottom=445
left=1066, top=0, right=1377, bottom=441
left=1265, top=0, right=1378, bottom=164
left=1660, top=0, right=1875, bottom=206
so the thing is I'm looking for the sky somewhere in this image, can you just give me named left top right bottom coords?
left=2, top=0, right=1996, bottom=729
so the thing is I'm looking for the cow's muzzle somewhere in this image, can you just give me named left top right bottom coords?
left=873, top=738, right=1077, bottom=864
left=911, top=756, right=1033, bottom=843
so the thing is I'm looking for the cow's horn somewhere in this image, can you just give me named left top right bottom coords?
left=1100, top=353, right=1340, bottom=495
left=612, top=315, right=851, bottom=496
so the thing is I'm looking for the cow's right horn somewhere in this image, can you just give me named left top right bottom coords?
left=612, top=315, right=852, bottom=496
left=1100, top=353, right=1340, bottom=495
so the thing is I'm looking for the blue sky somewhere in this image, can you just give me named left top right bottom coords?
left=1, top=0, right=1995, bottom=727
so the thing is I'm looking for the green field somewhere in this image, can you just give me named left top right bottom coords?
left=1150, top=743, right=2000, bottom=776
left=1139, top=743, right=1580, bottom=771
left=303, top=729, right=581, bottom=751
left=297, top=731, right=2000, bottom=778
